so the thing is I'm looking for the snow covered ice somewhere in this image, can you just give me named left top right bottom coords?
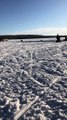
left=0, top=40, right=67, bottom=120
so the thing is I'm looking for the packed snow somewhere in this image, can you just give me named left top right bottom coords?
left=0, top=40, right=67, bottom=120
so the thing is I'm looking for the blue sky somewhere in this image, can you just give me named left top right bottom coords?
left=0, top=0, right=67, bottom=35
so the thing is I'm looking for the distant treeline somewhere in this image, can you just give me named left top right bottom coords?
left=0, top=34, right=67, bottom=42
left=0, top=34, right=55, bottom=40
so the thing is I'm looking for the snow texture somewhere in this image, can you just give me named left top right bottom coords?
left=0, top=41, right=67, bottom=120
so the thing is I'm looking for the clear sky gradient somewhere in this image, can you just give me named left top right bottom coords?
left=0, top=0, right=67, bottom=35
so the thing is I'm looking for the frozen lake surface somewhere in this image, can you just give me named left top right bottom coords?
left=0, top=41, right=67, bottom=120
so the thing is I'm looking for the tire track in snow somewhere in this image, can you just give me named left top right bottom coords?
left=14, top=96, right=39, bottom=120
